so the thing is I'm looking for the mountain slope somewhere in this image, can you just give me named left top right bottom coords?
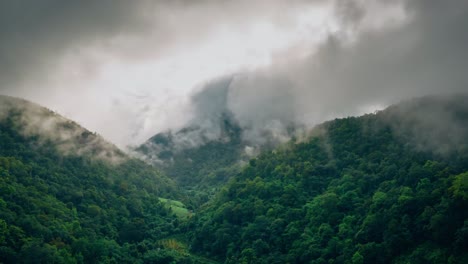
left=0, top=96, right=201, bottom=263
left=137, top=112, right=244, bottom=189
left=188, top=94, right=468, bottom=263
left=136, top=110, right=299, bottom=208
left=0, top=95, right=126, bottom=162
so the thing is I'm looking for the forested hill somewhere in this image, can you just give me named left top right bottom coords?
left=136, top=110, right=298, bottom=206
left=0, top=96, right=200, bottom=263
left=188, top=94, right=468, bottom=263
left=2, top=94, right=467, bottom=263
left=136, top=112, right=245, bottom=193
left=0, top=95, right=125, bottom=163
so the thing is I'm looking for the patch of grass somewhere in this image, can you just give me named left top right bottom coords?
left=159, top=198, right=191, bottom=218
left=159, top=197, right=185, bottom=208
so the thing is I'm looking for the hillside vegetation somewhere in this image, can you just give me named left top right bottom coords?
left=1, top=95, right=467, bottom=263
left=137, top=111, right=297, bottom=208
left=188, top=95, right=468, bottom=263
left=0, top=96, right=201, bottom=263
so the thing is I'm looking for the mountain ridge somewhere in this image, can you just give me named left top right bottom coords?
left=0, top=95, right=125, bottom=163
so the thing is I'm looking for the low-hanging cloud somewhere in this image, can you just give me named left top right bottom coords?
left=1, top=0, right=467, bottom=149
left=380, top=94, right=468, bottom=156
left=0, top=95, right=125, bottom=163
left=177, top=0, right=468, bottom=147
left=0, top=0, right=329, bottom=147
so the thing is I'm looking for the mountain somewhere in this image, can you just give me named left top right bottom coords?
left=2, top=94, right=467, bottom=263
left=136, top=110, right=299, bottom=206
left=136, top=112, right=243, bottom=201
left=187, top=94, right=468, bottom=263
left=0, top=96, right=206, bottom=263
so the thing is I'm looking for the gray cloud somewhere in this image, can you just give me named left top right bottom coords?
left=176, top=77, right=234, bottom=147
left=0, top=0, right=325, bottom=91
left=1, top=0, right=467, bottom=149
left=0, top=0, right=147, bottom=90
left=227, top=72, right=297, bottom=144
left=177, top=0, right=468, bottom=147
left=380, top=94, right=468, bottom=156
left=0, top=0, right=327, bottom=147
left=291, top=0, right=468, bottom=117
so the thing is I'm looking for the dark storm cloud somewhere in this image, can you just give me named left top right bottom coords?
left=0, top=0, right=147, bottom=90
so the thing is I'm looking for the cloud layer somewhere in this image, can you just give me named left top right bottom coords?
left=184, top=0, right=468, bottom=145
left=1, top=0, right=467, bottom=148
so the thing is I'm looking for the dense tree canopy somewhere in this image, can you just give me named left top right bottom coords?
left=1, top=95, right=467, bottom=263
left=188, top=97, right=468, bottom=263
left=0, top=102, right=206, bottom=263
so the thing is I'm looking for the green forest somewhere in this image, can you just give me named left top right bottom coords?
left=188, top=108, right=468, bottom=263
left=0, top=99, right=207, bottom=263
left=0, top=95, right=467, bottom=263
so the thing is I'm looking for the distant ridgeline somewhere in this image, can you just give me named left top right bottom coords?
left=187, top=94, right=468, bottom=263
left=0, top=96, right=206, bottom=263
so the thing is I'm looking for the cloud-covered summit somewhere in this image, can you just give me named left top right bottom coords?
left=184, top=0, right=468, bottom=146
left=1, top=0, right=467, bottom=148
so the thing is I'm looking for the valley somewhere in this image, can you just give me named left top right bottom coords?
left=0, top=94, right=467, bottom=263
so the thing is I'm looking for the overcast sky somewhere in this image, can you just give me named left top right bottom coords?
left=1, top=0, right=467, bottom=148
